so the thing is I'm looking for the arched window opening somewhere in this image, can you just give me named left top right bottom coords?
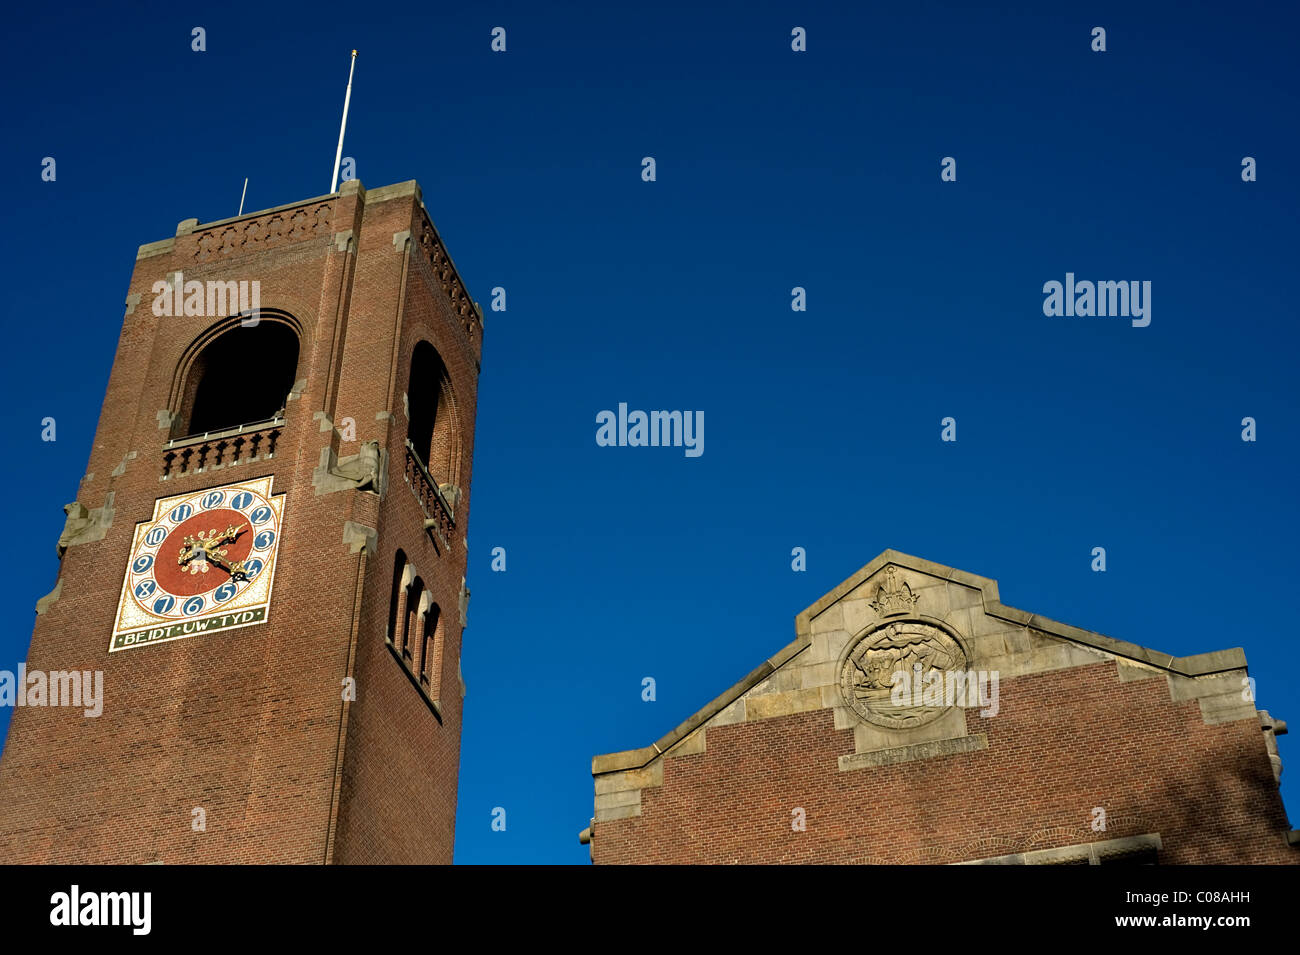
left=420, top=603, right=441, bottom=687
left=176, top=322, right=299, bottom=438
left=406, top=341, right=458, bottom=484
left=404, top=578, right=425, bottom=661
left=387, top=551, right=408, bottom=643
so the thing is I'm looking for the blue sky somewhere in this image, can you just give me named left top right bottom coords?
left=1, top=1, right=1296, bottom=864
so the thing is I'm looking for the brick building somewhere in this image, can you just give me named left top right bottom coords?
left=0, top=179, right=482, bottom=863
left=584, top=550, right=1298, bottom=864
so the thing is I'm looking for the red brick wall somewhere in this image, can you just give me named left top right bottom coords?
left=0, top=182, right=478, bottom=864
left=592, top=661, right=1296, bottom=864
left=330, top=219, right=480, bottom=864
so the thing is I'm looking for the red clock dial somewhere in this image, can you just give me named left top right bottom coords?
left=153, top=508, right=255, bottom=597
left=112, top=477, right=285, bottom=653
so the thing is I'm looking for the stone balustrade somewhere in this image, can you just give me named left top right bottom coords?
left=162, top=418, right=284, bottom=480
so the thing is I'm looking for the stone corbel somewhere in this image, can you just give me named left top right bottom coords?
left=312, top=440, right=387, bottom=497
left=341, top=521, right=377, bottom=555
left=36, top=577, right=63, bottom=615
left=1261, top=710, right=1288, bottom=785
left=56, top=493, right=115, bottom=557
left=438, top=483, right=462, bottom=512
left=458, top=576, right=471, bottom=627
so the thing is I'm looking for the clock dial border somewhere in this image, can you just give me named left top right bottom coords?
left=109, top=475, right=286, bottom=653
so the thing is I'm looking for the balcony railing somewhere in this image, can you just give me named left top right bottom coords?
left=162, top=417, right=284, bottom=480
left=403, top=439, right=456, bottom=549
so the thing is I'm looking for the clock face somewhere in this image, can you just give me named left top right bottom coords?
left=111, top=476, right=285, bottom=652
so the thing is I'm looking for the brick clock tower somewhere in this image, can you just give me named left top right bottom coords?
left=0, top=179, right=482, bottom=864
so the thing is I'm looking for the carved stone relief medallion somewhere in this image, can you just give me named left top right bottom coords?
left=838, top=619, right=968, bottom=729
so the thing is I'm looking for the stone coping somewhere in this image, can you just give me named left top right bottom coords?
left=136, top=179, right=423, bottom=259
left=591, top=549, right=1248, bottom=776
left=164, top=415, right=285, bottom=450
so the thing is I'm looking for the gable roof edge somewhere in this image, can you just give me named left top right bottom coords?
left=593, top=550, right=1249, bottom=777
left=591, top=635, right=811, bottom=775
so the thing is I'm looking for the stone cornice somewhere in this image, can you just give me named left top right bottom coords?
left=133, top=178, right=484, bottom=368
left=409, top=201, right=484, bottom=368
left=137, top=188, right=342, bottom=260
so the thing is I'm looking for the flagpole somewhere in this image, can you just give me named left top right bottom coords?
left=330, top=50, right=358, bottom=194
left=238, top=177, right=248, bottom=215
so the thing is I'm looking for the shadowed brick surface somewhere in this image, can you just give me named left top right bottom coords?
left=0, top=180, right=480, bottom=864
left=595, top=663, right=1294, bottom=864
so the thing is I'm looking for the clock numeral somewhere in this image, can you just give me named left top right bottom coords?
left=244, top=558, right=264, bottom=578
left=182, top=595, right=205, bottom=616
left=152, top=594, right=176, bottom=615
left=132, top=555, right=154, bottom=574
left=231, top=492, right=254, bottom=510
left=250, top=506, right=272, bottom=526
left=214, top=582, right=237, bottom=603
left=200, top=491, right=224, bottom=510
left=145, top=527, right=167, bottom=547
left=134, top=580, right=156, bottom=599
left=170, top=503, right=193, bottom=523
left=254, top=530, right=275, bottom=549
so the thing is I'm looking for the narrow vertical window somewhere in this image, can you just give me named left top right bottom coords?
left=404, top=579, right=424, bottom=661
left=388, top=550, right=407, bottom=643
left=421, top=604, right=441, bottom=686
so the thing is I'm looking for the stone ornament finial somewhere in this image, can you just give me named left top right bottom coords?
left=869, top=565, right=921, bottom=616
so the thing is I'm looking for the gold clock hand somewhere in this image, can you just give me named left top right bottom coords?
left=213, top=523, right=246, bottom=548
left=178, top=522, right=244, bottom=565
left=207, top=548, right=249, bottom=582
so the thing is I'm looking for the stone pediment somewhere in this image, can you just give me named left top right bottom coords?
left=591, top=550, right=1254, bottom=812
